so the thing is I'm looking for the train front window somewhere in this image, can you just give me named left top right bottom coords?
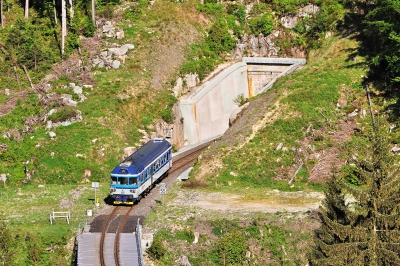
left=130, top=177, right=138, bottom=185
left=119, top=177, right=128, bottom=185
left=111, top=176, right=117, bottom=184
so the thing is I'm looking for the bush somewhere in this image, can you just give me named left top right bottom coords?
left=248, top=13, right=274, bottom=36
left=147, top=235, right=166, bottom=260
left=213, top=231, right=247, bottom=265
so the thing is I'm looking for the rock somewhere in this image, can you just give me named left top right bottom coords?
left=83, top=169, right=91, bottom=177
left=0, top=173, right=7, bottom=185
left=174, top=255, right=191, bottom=266
left=391, top=145, right=400, bottom=153
left=46, top=120, right=52, bottom=130
left=124, top=147, right=136, bottom=157
left=116, top=29, right=124, bottom=39
left=73, top=86, right=83, bottom=94
left=38, top=184, right=45, bottom=188
left=83, top=85, right=93, bottom=90
left=348, top=109, right=358, bottom=117
left=276, top=143, right=283, bottom=151
left=61, top=94, right=72, bottom=100
left=108, top=46, right=129, bottom=57
left=173, top=77, right=183, bottom=97
left=122, top=44, right=134, bottom=50
left=50, top=152, right=55, bottom=157
left=337, top=97, right=347, bottom=107
left=48, top=131, right=56, bottom=138
left=281, top=15, right=298, bottom=29
left=4, top=89, right=10, bottom=95
left=193, top=232, right=199, bottom=244
left=184, top=74, right=199, bottom=88
left=69, top=83, right=76, bottom=88
left=112, top=60, right=121, bottom=69
left=62, top=98, right=78, bottom=107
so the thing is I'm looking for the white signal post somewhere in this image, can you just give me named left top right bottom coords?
left=92, top=182, right=100, bottom=207
left=159, top=183, right=166, bottom=225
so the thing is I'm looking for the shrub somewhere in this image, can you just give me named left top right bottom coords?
left=248, top=13, right=274, bottom=36
left=147, top=235, right=166, bottom=260
left=213, top=231, right=247, bottom=265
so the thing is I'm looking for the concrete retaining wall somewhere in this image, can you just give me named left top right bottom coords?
left=180, top=58, right=306, bottom=145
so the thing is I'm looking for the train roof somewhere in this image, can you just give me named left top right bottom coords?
left=111, top=138, right=171, bottom=176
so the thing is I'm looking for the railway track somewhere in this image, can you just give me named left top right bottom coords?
left=99, top=205, right=136, bottom=266
left=84, top=141, right=214, bottom=266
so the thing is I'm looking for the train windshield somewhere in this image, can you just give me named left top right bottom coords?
left=111, top=176, right=138, bottom=185
left=130, top=177, right=138, bottom=185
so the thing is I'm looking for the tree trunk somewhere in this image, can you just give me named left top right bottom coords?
left=53, top=0, right=57, bottom=24
left=22, top=65, right=34, bottom=89
left=91, top=0, right=95, bottom=25
left=1, top=0, right=3, bottom=28
left=68, top=0, right=74, bottom=19
left=24, top=0, right=29, bottom=19
left=14, top=66, right=21, bottom=90
left=61, top=0, right=66, bottom=55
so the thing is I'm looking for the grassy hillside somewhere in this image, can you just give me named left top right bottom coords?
left=0, top=0, right=375, bottom=265
left=143, top=33, right=370, bottom=265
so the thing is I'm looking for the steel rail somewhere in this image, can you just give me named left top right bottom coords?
left=99, top=206, right=121, bottom=266
left=114, top=205, right=136, bottom=266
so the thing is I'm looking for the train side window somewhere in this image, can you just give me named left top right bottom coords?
left=143, top=171, right=147, bottom=180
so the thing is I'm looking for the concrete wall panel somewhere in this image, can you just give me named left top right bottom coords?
left=179, top=58, right=306, bottom=145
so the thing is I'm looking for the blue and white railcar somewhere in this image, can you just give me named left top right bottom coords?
left=109, top=138, right=172, bottom=205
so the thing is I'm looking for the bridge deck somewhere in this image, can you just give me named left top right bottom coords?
left=77, top=233, right=139, bottom=266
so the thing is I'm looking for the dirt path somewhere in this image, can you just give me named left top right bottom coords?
left=172, top=189, right=324, bottom=213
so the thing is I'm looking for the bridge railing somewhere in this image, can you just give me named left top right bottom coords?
left=136, top=218, right=145, bottom=266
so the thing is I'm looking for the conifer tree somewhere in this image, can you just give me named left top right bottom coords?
left=309, top=121, right=400, bottom=265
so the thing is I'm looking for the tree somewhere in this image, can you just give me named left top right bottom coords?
left=309, top=121, right=400, bottom=265
left=363, top=0, right=400, bottom=92
left=0, top=218, right=15, bottom=265
left=24, top=0, right=29, bottom=19
left=1, top=0, right=3, bottom=28
left=91, top=0, right=95, bottom=25
left=61, top=0, right=66, bottom=55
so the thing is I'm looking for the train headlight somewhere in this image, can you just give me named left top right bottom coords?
left=130, top=189, right=136, bottom=193
left=110, top=188, right=116, bottom=192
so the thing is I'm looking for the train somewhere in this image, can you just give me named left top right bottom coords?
left=109, top=138, right=172, bottom=205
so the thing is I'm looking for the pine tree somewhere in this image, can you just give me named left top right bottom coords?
left=309, top=123, right=400, bottom=265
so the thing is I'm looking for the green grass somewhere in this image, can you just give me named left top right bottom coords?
left=0, top=182, right=110, bottom=264
left=190, top=34, right=368, bottom=193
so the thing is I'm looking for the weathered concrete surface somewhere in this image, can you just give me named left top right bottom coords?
left=180, top=62, right=248, bottom=145
left=179, top=58, right=306, bottom=145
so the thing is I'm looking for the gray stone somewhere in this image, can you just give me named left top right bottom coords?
left=112, top=60, right=121, bottom=69
left=83, top=85, right=93, bottom=90
left=121, top=44, right=134, bottom=50
left=43, top=84, right=52, bottom=92
left=108, top=46, right=129, bottom=57
left=61, top=94, right=72, bottom=100
left=73, top=86, right=83, bottom=94
left=4, top=89, right=10, bottom=96
left=46, top=121, right=52, bottom=130
left=69, top=83, right=76, bottom=88
left=62, top=98, right=78, bottom=107
left=116, top=30, right=124, bottom=39
left=48, top=131, right=56, bottom=138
